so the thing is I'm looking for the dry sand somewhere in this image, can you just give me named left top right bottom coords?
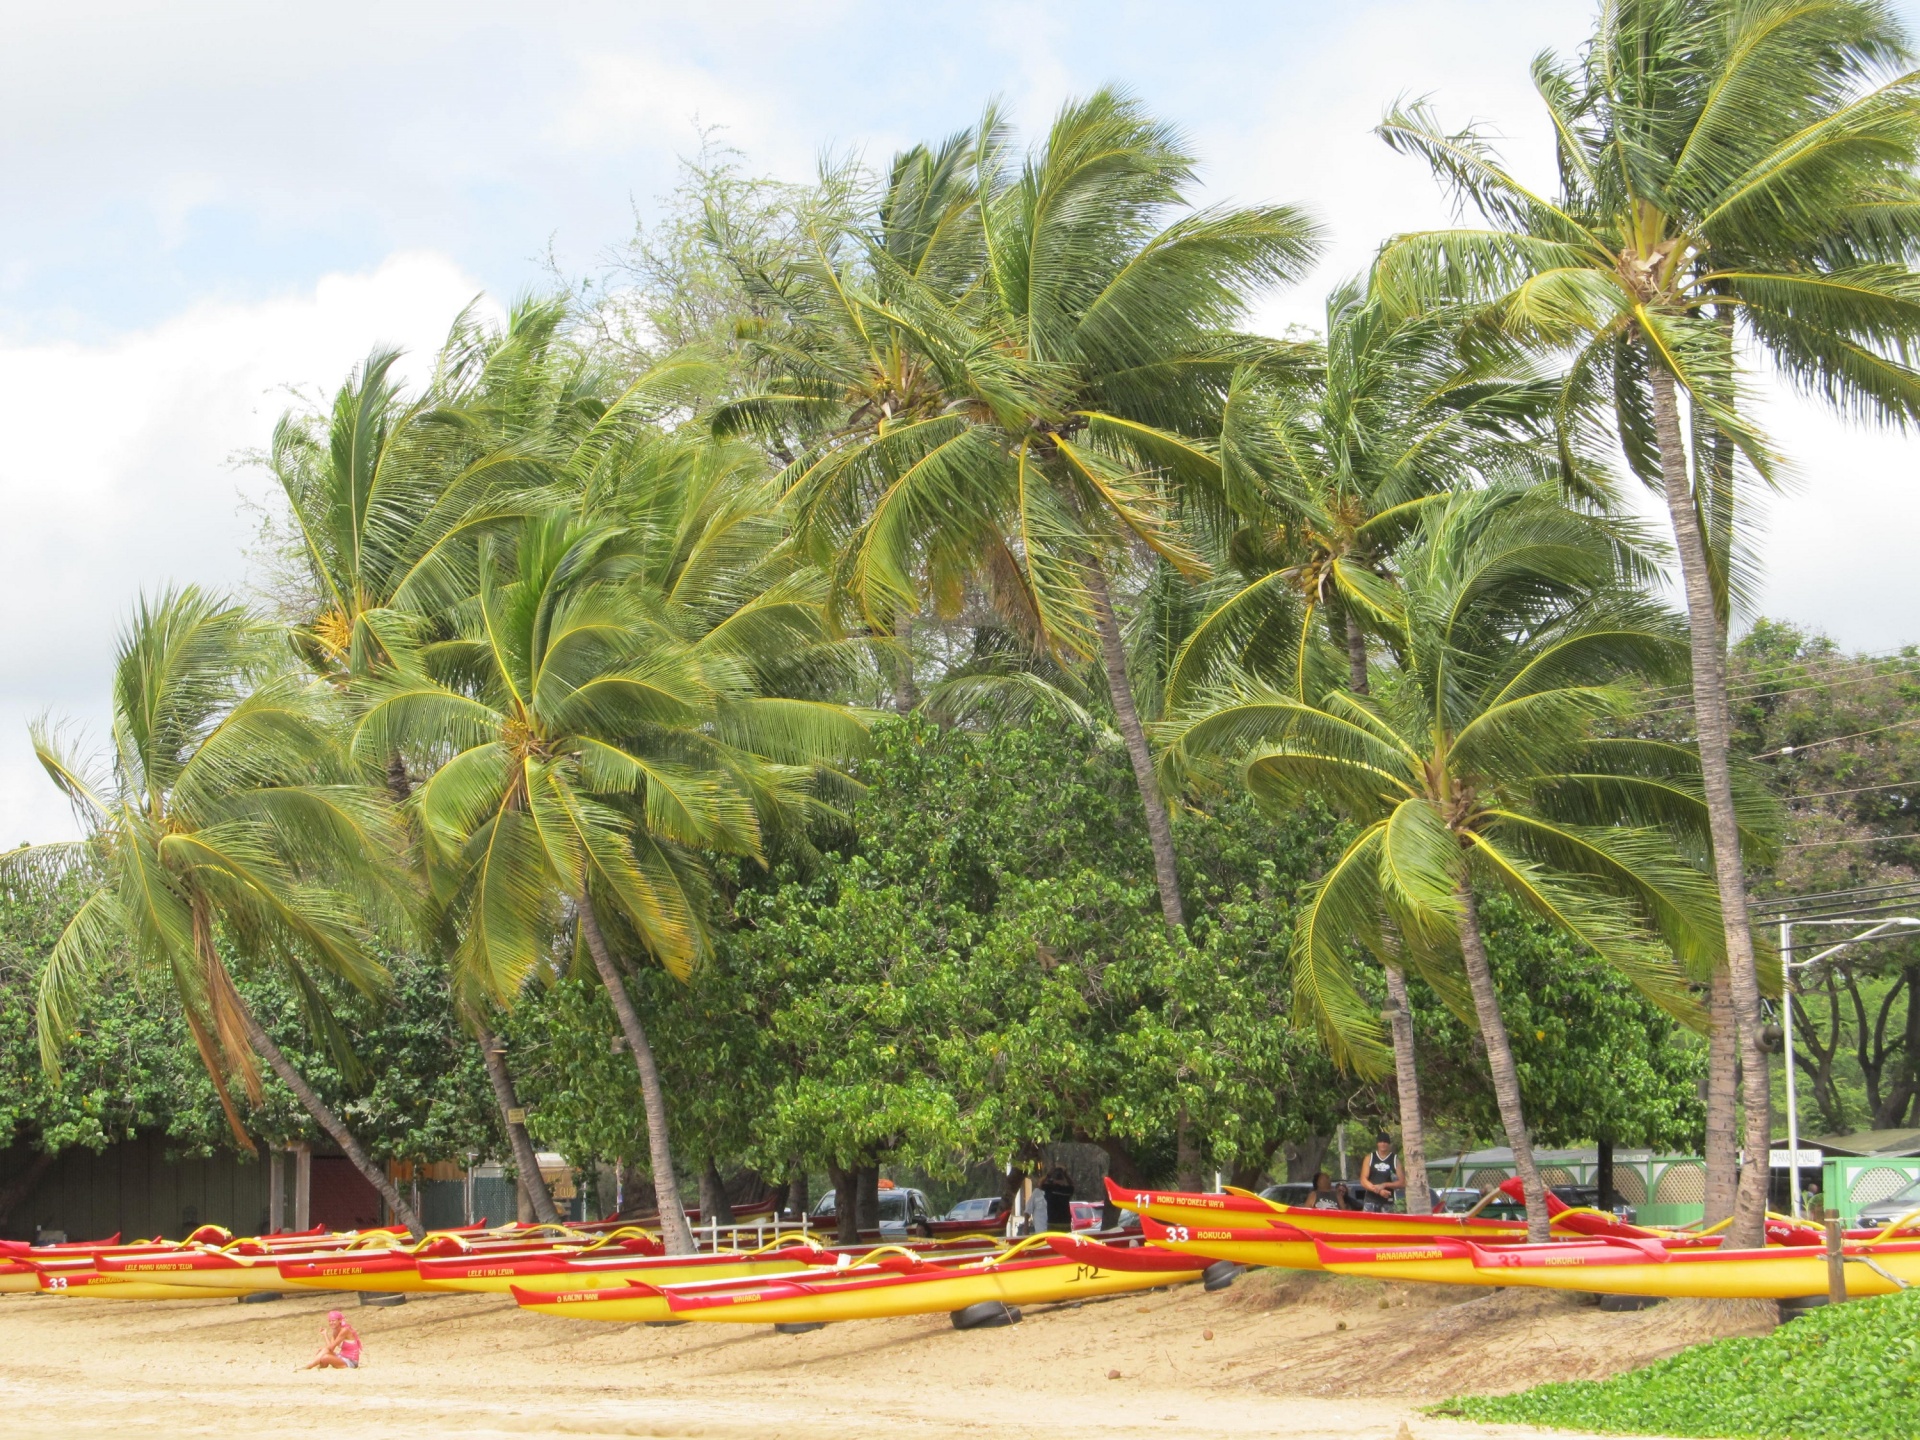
left=0, top=1270, right=1777, bottom=1440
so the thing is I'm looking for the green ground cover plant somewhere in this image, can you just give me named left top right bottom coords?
left=1438, top=1291, right=1920, bottom=1439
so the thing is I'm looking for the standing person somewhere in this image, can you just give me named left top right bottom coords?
left=1306, top=1172, right=1340, bottom=1210
left=1359, top=1134, right=1404, bottom=1213
left=302, top=1310, right=363, bottom=1370
left=1039, top=1166, right=1076, bottom=1233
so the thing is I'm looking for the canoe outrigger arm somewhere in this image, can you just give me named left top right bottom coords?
left=1848, top=1255, right=1912, bottom=1290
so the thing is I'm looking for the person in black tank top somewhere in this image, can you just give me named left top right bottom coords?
left=1359, top=1132, right=1404, bottom=1212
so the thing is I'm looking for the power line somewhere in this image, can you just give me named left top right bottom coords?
left=1764, top=879, right=1920, bottom=912
left=1641, top=664, right=1920, bottom=716
left=1766, top=896, right=1920, bottom=925
left=1754, top=717, right=1920, bottom=760
left=1635, top=648, right=1919, bottom=703
left=1788, top=777, right=1920, bottom=802
left=1778, top=834, right=1920, bottom=851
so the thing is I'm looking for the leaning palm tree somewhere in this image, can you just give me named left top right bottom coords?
left=1164, top=283, right=1567, bottom=709
left=271, top=334, right=566, bottom=1225
left=1374, top=0, right=1920, bottom=1244
left=7, top=589, right=423, bottom=1232
left=1165, top=488, right=1738, bottom=1239
left=356, top=473, right=864, bottom=1254
left=779, top=91, right=1324, bottom=934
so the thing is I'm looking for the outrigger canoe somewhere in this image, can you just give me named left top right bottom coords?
left=1310, top=1230, right=1920, bottom=1299
left=1106, top=1176, right=1532, bottom=1241
left=660, top=1248, right=1197, bottom=1324
left=35, top=1268, right=252, bottom=1301
left=420, top=1242, right=835, bottom=1296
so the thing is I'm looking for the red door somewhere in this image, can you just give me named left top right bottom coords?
left=309, top=1156, right=384, bottom=1231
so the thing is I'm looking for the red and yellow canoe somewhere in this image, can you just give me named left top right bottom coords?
left=421, top=1242, right=832, bottom=1296
left=1106, top=1176, right=1534, bottom=1241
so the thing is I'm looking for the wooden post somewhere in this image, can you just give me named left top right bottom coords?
left=292, top=1143, right=312, bottom=1232
left=1597, top=1138, right=1615, bottom=1212
left=1824, top=1206, right=1847, bottom=1305
left=267, top=1149, right=285, bottom=1234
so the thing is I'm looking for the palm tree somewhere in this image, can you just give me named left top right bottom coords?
left=1150, top=285, right=1567, bottom=1195
left=777, top=91, right=1323, bottom=934
left=8, top=589, right=424, bottom=1233
left=1374, top=0, right=1920, bottom=1244
left=356, top=466, right=864, bottom=1254
left=1164, top=283, right=1568, bottom=709
left=270, top=335, right=564, bottom=1225
left=1165, top=488, right=1735, bottom=1239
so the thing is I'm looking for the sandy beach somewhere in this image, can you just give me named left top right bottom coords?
left=0, top=1269, right=1776, bottom=1440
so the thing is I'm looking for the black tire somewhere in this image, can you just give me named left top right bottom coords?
left=1202, top=1261, right=1243, bottom=1293
left=237, top=1291, right=283, bottom=1304
left=358, top=1292, right=407, bottom=1307
left=643, top=1320, right=689, bottom=1328
left=774, top=1321, right=827, bottom=1334
left=950, top=1300, right=1022, bottom=1330
left=1596, top=1294, right=1664, bottom=1312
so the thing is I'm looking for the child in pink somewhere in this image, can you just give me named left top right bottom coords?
left=302, top=1310, right=363, bottom=1370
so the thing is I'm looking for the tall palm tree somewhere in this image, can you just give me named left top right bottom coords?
left=1152, top=286, right=1565, bottom=1194
left=271, top=334, right=564, bottom=1224
left=1165, top=284, right=1568, bottom=709
left=1165, top=488, right=1736, bottom=1239
left=7, top=589, right=423, bottom=1232
left=778, top=91, right=1324, bottom=933
left=356, top=468, right=864, bottom=1253
left=1374, top=0, right=1920, bottom=1244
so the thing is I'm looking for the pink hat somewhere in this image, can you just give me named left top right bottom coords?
left=327, top=1310, right=344, bottom=1321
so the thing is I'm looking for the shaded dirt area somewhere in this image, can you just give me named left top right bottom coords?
left=0, top=1269, right=1774, bottom=1439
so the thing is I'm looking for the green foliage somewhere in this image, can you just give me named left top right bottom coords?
left=1409, top=892, right=1705, bottom=1151
left=1440, top=1290, right=1920, bottom=1439
left=0, top=874, right=225, bottom=1158
left=236, top=954, right=502, bottom=1165
left=0, top=872, right=499, bottom=1166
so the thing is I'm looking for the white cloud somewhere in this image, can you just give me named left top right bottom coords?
left=0, top=251, right=492, bottom=846
left=551, top=49, right=789, bottom=168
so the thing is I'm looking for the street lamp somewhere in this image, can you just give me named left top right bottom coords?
left=1779, top=915, right=1920, bottom=1219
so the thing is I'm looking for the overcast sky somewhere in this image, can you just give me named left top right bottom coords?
left=4, top=0, right=1918, bottom=844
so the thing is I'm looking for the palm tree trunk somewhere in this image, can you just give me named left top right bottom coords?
left=576, top=896, right=696, bottom=1255
left=1382, top=963, right=1431, bottom=1216
left=475, top=1025, right=561, bottom=1226
left=1647, top=364, right=1770, bottom=1249
left=235, top=997, right=424, bottom=1237
left=1455, top=882, right=1549, bottom=1242
left=1087, top=559, right=1185, bottom=933
left=893, top=611, right=918, bottom=715
left=1345, top=610, right=1370, bottom=695
left=1703, top=966, right=1739, bottom=1226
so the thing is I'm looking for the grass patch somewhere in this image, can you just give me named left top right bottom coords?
left=1433, top=1290, right=1920, bottom=1438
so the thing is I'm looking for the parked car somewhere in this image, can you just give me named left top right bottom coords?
left=943, top=1195, right=1009, bottom=1224
left=1261, top=1181, right=1313, bottom=1207
left=1069, top=1200, right=1102, bottom=1230
left=810, top=1187, right=936, bottom=1237
left=1855, top=1174, right=1920, bottom=1230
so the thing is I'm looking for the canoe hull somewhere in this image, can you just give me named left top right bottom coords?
left=669, top=1260, right=1188, bottom=1325
left=426, top=1255, right=814, bottom=1296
